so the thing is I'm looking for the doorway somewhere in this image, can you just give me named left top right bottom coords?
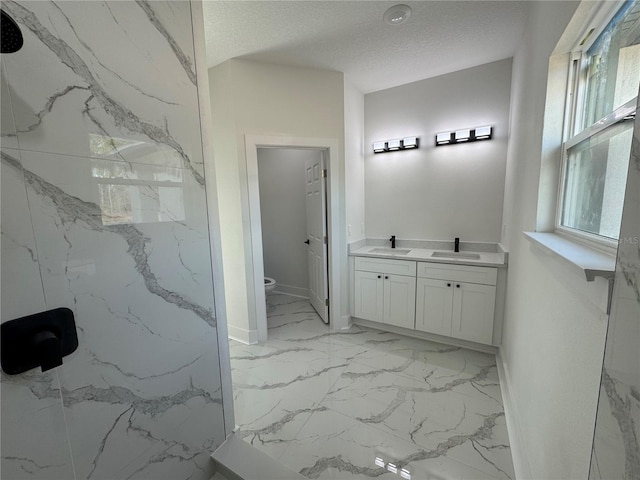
left=256, top=147, right=329, bottom=323
left=244, top=135, right=344, bottom=343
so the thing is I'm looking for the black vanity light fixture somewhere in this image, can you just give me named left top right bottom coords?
left=372, top=136, right=419, bottom=154
left=435, top=126, right=492, bottom=146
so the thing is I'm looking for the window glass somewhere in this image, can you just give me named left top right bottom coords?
left=561, top=118, right=633, bottom=238
left=582, top=0, right=640, bottom=129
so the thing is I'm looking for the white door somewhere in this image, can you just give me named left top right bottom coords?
left=305, top=152, right=329, bottom=323
left=451, top=282, right=495, bottom=345
left=383, top=274, right=416, bottom=329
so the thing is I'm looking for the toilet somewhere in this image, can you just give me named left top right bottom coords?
left=264, top=277, right=276, bottom=294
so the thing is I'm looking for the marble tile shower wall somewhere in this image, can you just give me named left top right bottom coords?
left=0, top=2, right=226, bottom=479
left=589, top=96, right=640, bottom=479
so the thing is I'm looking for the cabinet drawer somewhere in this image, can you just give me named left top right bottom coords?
left=417, top=262, right=497, bottom=286
left=355, top=257, right=416, bottom=276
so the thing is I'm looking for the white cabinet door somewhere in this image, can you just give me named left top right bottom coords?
left=383, top=274, right=416, bottom=329
left=451, top=282, right=496, bottom=344
left=415, top=278, right=453, bottom=336
left=354, top=270, right=384, bottom=322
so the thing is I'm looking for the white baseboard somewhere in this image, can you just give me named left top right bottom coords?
left=331, top=314, right=352, bottom=331
left=352, top=318, right=498, bottom=354
left=272, top=284, right=309, bottom=299
left=227, top=324, right=258, bottom=345
left=496, top=349, right=533, bottom=479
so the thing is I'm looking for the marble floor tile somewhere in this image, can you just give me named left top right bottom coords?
left=233, top=373, right=323, bottom=461
left=319, top=362, right=513, bottom=478
left=229, top=293, right=515, bottom=480
left=279, top=408, right=504, bottom=480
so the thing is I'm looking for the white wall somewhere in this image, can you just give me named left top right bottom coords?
left=258, top=148, right=319, bottom=297
left=364, top=59, right=512, bottom=243
left=500, top=2, right=610, bottom=478
left=344, top=78, right=366, bottom=243
left=208, top=61, right=251, bottom=343
left=209, top=59, right=347, bottom=342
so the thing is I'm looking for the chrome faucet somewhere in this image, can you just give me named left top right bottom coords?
left=454, top=237, right=460, bottom=252
left=390, top=235, right=396, bottom=249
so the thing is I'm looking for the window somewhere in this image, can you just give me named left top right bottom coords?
left=558, top=0, right=639, bottom=246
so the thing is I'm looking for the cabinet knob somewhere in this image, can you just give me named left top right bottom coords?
left=377, top=275, right=381, bottom=279
left=447, top=283, right=451, bottom=287
left=456, top=284, right=460, bottom=288
left=385, top=276, right=389, bottom=280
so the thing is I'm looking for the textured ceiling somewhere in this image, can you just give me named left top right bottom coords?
left=202, top=1, right=530, bottom=94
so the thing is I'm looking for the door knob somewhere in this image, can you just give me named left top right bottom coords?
left=304, top=239, right=310, bottom=245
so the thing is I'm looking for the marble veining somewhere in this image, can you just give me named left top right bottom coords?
left=299, top=412, right=506, bottom=479
left=2, top=1, right=205, bottom=180
left=589, top=101, right=640, bottom=479
left=1, top=2, right=225, bottom=479
left=1, top=150, right=214, bottom=327
left=23, top=365, right=221, bottom=414
left=618, top=247, right=640, bottom=304
left=0, top=64, right=19, bottom=149
left=599, top=369, right=640, bottom=478
left=238, top=406, right=329, bottom=445
left=0, top=370, right=75, bottom=479
left=134, top=0, right=197, bottom=86
left=231, top=293, right=515, bottom=480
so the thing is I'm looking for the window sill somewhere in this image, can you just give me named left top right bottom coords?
left=523, top=232, right=616, bottom=282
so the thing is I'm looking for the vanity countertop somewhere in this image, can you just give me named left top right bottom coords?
left=350, top=245, right=508, bottom=268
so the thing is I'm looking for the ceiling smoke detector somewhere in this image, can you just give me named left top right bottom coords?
left=384, top=4, right=412, bottom=25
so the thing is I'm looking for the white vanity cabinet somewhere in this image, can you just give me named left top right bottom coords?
left=415, top=263, right=497, bottom=344
left=354, top=257, right=416, bottom=329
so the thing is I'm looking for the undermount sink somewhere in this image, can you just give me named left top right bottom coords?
left=369, top=248, right=411, bottom=255
left=431, top=251, right=481, bottom=260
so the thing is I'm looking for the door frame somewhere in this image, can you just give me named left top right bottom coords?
left=245, top=135, right=343, bottom=342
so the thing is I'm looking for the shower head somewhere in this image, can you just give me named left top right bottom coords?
left=1, top=9, right=23, bottom=54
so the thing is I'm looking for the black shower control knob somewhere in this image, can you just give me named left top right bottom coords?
left=32, top=330, right=63, bottom=372
left=1, top=307, right=78, bottom=375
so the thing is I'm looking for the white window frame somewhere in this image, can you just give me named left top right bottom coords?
left=555, top=0, right=638, bottom=253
